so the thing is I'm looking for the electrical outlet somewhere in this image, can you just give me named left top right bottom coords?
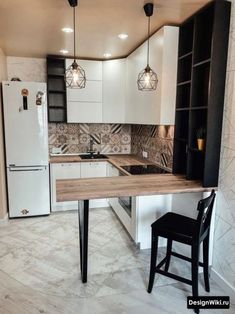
left=142, top=151, right=148, bottom=158
left=51, top=147, right=62, bottom=154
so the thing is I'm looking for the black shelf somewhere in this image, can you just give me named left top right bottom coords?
left=175, top=138, right=188, bottom=143
left=173, top=1, right=231, bottom=187
left=178, top=19, right=194, bottom=57
left=194, top=5, right=214, bottom=64
left=177, top=80, right=191, bottom=86
left=188, top=147, right=205, bottom=154
left=193, top=58, right=211, bottom=68
left=175, top=111, right=189, bottom=141
left=191, top=62, right=210, bottom=108
left=190, top=106, right=208, bottom=110
left=179, top=51, right=193, bottom=60
left=48, top=74, right=65, bottom=78
left=177, top=54, right=192, bottom=83
left=176, top=108, right=190, bottom=111
left=48, top=105, right=66, bottom=109
left=47, top=57, right=67, bottom=123
left=48, top=90, right=66, bottom=93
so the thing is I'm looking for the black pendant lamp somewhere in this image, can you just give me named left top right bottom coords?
left=137, top=3, right=158, bottom=91
left=65, top=0, right=86, bottom=89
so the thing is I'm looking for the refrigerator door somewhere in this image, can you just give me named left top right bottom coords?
left=7, top=166, right=50, bottom=218
left=2, top=81, right=48, bottom=166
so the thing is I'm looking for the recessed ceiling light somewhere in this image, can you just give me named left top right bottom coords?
left=103, top=53, right=112, bottom=58
left=60, top=49, right=69, bottom=54
left=118, top=33, right=128, bottom=39
left=62, top=27, right=73, bottom=33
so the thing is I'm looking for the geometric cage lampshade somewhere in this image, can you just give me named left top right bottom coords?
left=65, top=60, right=86, bottom=89
left=137, top=65, right=158, bottom=91
left=65, top=2, right=86, bottom=89
left=137, top=2, right=158, bottom=92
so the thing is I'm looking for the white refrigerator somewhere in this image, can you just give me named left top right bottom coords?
left=2, top=81, right=50, bottom=218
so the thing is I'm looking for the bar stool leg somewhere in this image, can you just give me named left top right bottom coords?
left=203, top=235, right=210, bottom=292
left=164, top=239, right=172, bottom=272
left=147, top=233, right=159, bottom=293
left=192, top=244, right=200, bottom=314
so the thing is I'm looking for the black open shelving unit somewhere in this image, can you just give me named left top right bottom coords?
left=173, top=0, right=231, bottom=187
left=47, top=57, right=67, bottom=122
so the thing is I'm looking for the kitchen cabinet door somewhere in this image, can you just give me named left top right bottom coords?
left=67, top=101, right=102, bottom=123
left=50, top=163, right=81, bottom=212
left=67, top=81, right=102, bottom=103
left=80, top=162, right=107, bottom=178
left=125, top=26, right=179, bottom=125
left=80, top=162, right=108, bottom=208
left=65, top=59, right=102, bottom=81
left=107, top=162, right=120, bottom=177
left=102, top=59, right=126, bottom=123
left=66, top=59, right=102, bottom=123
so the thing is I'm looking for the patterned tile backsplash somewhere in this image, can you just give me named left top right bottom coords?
left=48, top=123, right=131, bottom=154
left=48, top=123, right=174, bottom=170
left=131, top=125, right=174, bottom=170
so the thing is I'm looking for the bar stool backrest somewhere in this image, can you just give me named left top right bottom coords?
left=196, top=190, right=216, bottom=242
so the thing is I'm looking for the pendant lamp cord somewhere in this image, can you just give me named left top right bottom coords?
left=73, top=7, right=76, bottom=60
left=147, top=16, right=150, bottom=66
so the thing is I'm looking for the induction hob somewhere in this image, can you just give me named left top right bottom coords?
left=121, top=164, right=169, bottom=175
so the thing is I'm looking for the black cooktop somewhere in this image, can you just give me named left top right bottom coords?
left=121, top=164, right=169, bottom=175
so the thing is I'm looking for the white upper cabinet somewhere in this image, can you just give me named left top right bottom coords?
left=125, top=26, right=179, bottom=125
left=102, top=59, right=126, bottom=123
left=67, top=81, right=102, bottom=102
left=65, top=26, right=178, bottom=125
left=66, top=59, right=102, bottom=81
left=66, top=59, right=103, bottom=123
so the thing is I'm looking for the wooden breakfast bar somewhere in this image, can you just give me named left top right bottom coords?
left=56, top=174, right=212, bottom=283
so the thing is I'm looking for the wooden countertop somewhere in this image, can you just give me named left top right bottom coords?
left=56, top=174, right=212, bottom=202
left=50, top=154, right=153, bottom=176
left=50, top=154, right=150, bottom=166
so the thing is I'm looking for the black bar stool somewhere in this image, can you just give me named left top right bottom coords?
left=147, top=190, right=216, bottom=313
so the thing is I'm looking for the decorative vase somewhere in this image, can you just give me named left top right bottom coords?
left=197, top=139, right=205, bottom=151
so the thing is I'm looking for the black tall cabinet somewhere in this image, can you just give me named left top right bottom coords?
left=173, top=0, right=231, bottom=187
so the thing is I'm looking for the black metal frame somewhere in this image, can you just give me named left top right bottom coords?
left=68, top=0, right=78, bottom=7
left=78, top=200, right=89, bottom=283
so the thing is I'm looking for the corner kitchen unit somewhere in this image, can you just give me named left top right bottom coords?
left=0, top=0, right=234, bottom=313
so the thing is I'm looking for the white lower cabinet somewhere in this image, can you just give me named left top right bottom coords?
left=109, top=194, right=172, bottom=249
left=107, top=162, right=120, bottom=177
left=50, top=163, right=81, bottom=212
left=80, top=161, right=108, bottom=208
left=80, top=161, right=107, bottom=178
left=108, top=163, right=133, bottom=237
left=50, top=161, right=110, bottom=212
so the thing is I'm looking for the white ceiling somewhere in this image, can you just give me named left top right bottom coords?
left=0, top=0, right=211, bottom=59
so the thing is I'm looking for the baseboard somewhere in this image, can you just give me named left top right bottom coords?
left=211, top=268, right=235, bottom=304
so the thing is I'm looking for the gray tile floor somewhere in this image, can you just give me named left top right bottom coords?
left=0, top=208, right=234, bottom=314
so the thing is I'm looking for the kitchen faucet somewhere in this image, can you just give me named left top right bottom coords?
left=87, top=138, right=96, bottom=154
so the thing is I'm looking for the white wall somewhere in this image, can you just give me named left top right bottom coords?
left=7, top=56, right=46, bottom=82
left=212, top=0, right=235, bottom=291
left=0, top=48, right=8, bottom=219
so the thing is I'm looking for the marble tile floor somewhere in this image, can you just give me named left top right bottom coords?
left=0, top=208, right=234, bottom=314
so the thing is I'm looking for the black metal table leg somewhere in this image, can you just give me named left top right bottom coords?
left=78, top=199, right=89, bottom=283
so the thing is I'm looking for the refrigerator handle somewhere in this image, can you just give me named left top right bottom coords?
left=23, top=96, right=28, bottom=110
left=9, top=167, right=45, bottom=172
left=21, top=89, right=29, bottom=110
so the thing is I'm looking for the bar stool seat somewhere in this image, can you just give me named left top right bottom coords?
left=147, top=190, right=216, bottom=314
left=152, top=212, right=198, bottom=245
